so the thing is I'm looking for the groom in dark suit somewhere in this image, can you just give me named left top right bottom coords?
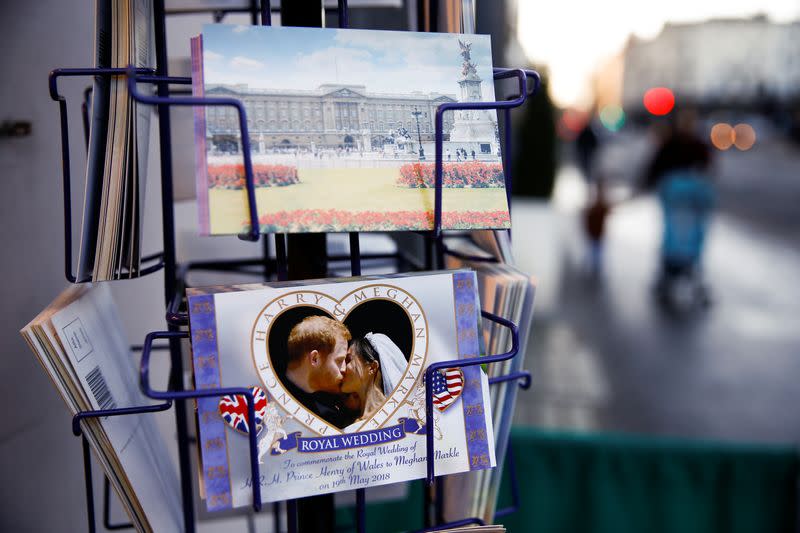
left=281, top=316, right=354, bottom=428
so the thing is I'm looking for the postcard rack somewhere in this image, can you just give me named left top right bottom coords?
left=51, top=1, right=540, bottom=531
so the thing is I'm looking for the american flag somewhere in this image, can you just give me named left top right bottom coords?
left=431, top=368, right=464, bottom=411
left=219, top=386, right=267, bottom=435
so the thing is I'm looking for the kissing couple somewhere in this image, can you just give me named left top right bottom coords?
left=279, top=315, right=407, bottom=431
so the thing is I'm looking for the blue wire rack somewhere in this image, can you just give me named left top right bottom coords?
left=53, top=1, right=540, bottom=531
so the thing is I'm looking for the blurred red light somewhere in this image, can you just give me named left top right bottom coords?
left=557, top=118, right=579, bottom=141
left=643, top=87, right=675, bottom=116
left=562, top=109, right=588, bottom=132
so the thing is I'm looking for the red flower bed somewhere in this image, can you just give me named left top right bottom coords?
left=397, top=161, right=505, bottom=188
left=249, top=209, right=510, bottom=233
left=208, top=163, right=299, bottom=189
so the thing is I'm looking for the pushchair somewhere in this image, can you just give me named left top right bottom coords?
left=655, top=170, right=715, bottom=310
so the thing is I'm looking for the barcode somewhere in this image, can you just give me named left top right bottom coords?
left=86, top=365, right=117, bottom=411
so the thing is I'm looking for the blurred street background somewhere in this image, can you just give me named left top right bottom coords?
left=500, top=2, right=800, bottom=446
left=513, top=147, right=800, bottom=443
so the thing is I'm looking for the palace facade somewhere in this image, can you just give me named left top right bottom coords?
left=204, top=83, right=458, bottom=154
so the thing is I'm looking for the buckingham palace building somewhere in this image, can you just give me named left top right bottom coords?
left=204, top=83, right=458, bottom=154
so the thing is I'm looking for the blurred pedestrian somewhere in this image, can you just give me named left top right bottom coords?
left=643, top=111, right=711, bottom=191
left=583, top=176, right=612, bottom=278
left=576, top=121, right=599, bottom=181
left=643, top=111, right=715, bottom=307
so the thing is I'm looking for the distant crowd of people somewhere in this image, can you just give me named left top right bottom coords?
left=445, top=147, right=477, bottom=162
left=211, top=143, right=489, bottom=163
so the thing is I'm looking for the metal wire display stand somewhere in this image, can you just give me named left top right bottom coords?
left=51, top=1, right=540, bottom=531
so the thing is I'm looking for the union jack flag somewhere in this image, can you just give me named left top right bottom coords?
left=218, top=386, right=268, bottom=435
left=431, top=368, right=464, bottom=411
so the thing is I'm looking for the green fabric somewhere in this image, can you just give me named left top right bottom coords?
left=336, top=427, right=799, bottom=533
left=497, top=428, right=799, bottom=533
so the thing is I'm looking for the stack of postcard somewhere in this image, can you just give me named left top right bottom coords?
left=21, top=285, right=182, bottom=532
left=78, top=0, right=154, bottom=281
left=186, top=270, right=496, bottom=510
left=443, top=237, right=536, bottom=523
left=469, top=229, right=514, bottom=264
left=191, top=24, right=510, bottom=234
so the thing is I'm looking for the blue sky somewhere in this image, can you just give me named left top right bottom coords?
left=202, top=24, right=496, bottom=100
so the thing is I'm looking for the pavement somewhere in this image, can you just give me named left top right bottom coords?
left=511, top=137, right=800, bottom=445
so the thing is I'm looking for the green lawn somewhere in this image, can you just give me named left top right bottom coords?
left=208, top=167, right=509, bottom=234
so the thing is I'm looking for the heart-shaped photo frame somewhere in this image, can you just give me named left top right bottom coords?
left=250, top=284, right=429, bottom=435
left=218, top=386, right=268, bottom=435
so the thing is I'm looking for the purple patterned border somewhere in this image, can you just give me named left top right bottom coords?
left=188, top=294, right=232, bottom=511
left=452, top=271, right=492, bottom=471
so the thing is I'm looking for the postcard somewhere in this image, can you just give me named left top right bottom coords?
left=21, top=285, right=182, bottom=532
left=187, top=271, right=495, bottom=509
left=192, top=25, right=510, bottom=234
left=444, top=241, right=537, bottom=523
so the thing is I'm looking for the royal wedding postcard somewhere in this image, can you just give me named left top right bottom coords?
left=187, top=271, right=495, bottom=509
left=192, top=25, right=510, bottom=234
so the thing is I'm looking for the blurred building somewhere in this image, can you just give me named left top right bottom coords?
left=621, top=16, right=800, bottom=111
left=591, top=52, right=625, bottom=112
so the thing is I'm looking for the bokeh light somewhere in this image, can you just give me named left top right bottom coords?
left=562, top=109, right=588, bottom=132
left=733, top=123, right=756, bottom=150
left=557, top=109, right=589, bottom=141
left=599, top=105, right=626, bottom=132
left=710, top=123, right=734, bottom=150
left=643, top=87, right=675, bottom=116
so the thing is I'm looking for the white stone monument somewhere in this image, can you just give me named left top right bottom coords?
left=448, top=40, right=498, bottom=156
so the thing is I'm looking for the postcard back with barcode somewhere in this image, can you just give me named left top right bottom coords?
left=48, top=284, right=183, bottom=531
